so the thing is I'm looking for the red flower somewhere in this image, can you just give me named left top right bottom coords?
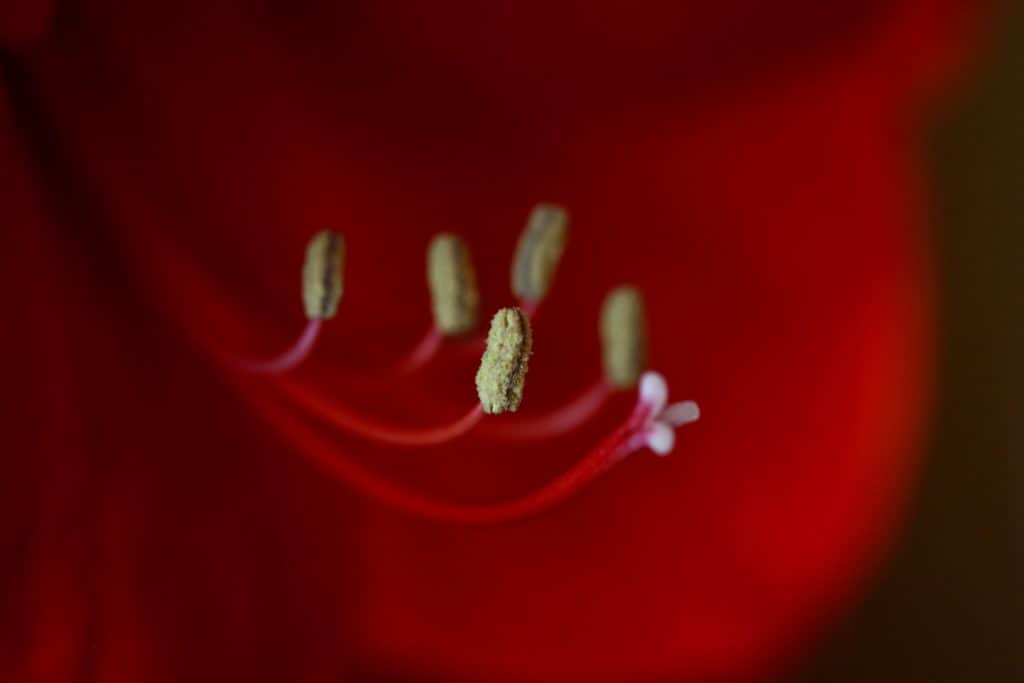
left=1, top=2, right=977, bottom=681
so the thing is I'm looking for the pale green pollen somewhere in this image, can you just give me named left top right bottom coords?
left=511, top=203, right=568, bottom=302
left=427, top=233, right=480, bottom=336
left=476, top=307, right=532, bottom=414
left=601, top=286, right=647, bottom=389
left=302, top=230, right=345, bottom=320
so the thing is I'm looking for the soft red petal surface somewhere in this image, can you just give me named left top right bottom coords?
left=1, top=1, right=977, bottom=681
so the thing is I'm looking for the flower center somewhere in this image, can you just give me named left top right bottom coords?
left=228, top=203, right=699, bottom=523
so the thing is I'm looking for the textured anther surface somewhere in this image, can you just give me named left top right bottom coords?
left=510, top=203, right=568, bottom=302
left=427, top=233, right=480, bottom=336
left=302, top=230, right=345, bottom=320
left=601, top=286, right=647, bottom=388
left=476, top=307, right=532, bottom=414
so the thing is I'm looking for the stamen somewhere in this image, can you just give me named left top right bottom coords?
left=476, top=307, right=532, bottom=414
left=427, top=233, right=480, bottom=336
left=601, top=286, right=648, bottom=389
left=511, top=203, right=568, bottom=304
left=302, top=230, right=345, bottom=320
left=386, top=233, right=476, bottom=378
left=233, top=230, right=343, bottom=375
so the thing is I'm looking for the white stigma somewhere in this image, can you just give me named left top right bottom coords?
left=646, top=422, right=675, bottom=455
left=631, top=371, right=699, bottom=457
left=661, top=401, right=700, bottom=427
left=639, top=371, right=668, bottom=414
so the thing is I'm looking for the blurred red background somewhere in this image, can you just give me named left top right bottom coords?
left=1, top=2, right=1016, bottom=682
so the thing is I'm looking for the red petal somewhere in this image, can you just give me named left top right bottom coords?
left=1, top=1, right=978, bottom=681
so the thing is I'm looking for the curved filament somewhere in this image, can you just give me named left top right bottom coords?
left=234, top=319, right=322, bottom=375
left=482, top=379, right=612, bottom=439
left=392, top=326, right=444, bottom=376
left=276, top=375, right=485, bottom=447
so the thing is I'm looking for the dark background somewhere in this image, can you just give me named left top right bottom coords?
left=794, top=3, right=1021, bottom=681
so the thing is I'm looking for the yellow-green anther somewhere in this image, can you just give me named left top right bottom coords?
left=510, top=203, right=568, bottom=302
left=302, top=230, right=345, bottom=320
left=427, top=233, right=480, bottom=336
left=601, top=286, right=647, bottom=389
left=476, top=307, right=532, bottom=414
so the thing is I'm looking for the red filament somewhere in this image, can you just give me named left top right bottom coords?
left=482, top=379, right=612, bottom=439
left=277, top=374, right=485, bottom=447
left=234, top=319, right=323, bottom=375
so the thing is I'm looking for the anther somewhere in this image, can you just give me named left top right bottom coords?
left=511, top=203, right=568, bottom=303
left=476, top=307, right=532, bottom=414
left=302, top=230, right=345, bottom=320
left=427, top=233, right=480, bottom=336
left=601, top=286, right=648, bottom=389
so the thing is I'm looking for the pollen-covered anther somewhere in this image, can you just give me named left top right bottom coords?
left=302, top=230, right=345, bottom=320
left=601, top=286, right=648, bottom=389
left=476, top=307, right=532, bottom=414
left=511, top=203, right=568, bottom=303
left=427, top=233, right=480, bottom=336
left=634, top=371, right=700, bottom=457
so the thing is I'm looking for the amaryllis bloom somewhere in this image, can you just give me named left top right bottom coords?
left=1, top=2, right=977, bottom=682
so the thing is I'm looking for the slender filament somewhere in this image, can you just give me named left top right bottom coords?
left=276, top=375, right=485, bottom=447
left=234, top=319, right=322, bottom=375
left=482, top=379, right=612, bottom=439
left=392, top=326, right=444, bottom=376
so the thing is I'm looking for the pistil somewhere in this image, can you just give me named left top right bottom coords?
left=247, top=372, right=696, bottom=524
